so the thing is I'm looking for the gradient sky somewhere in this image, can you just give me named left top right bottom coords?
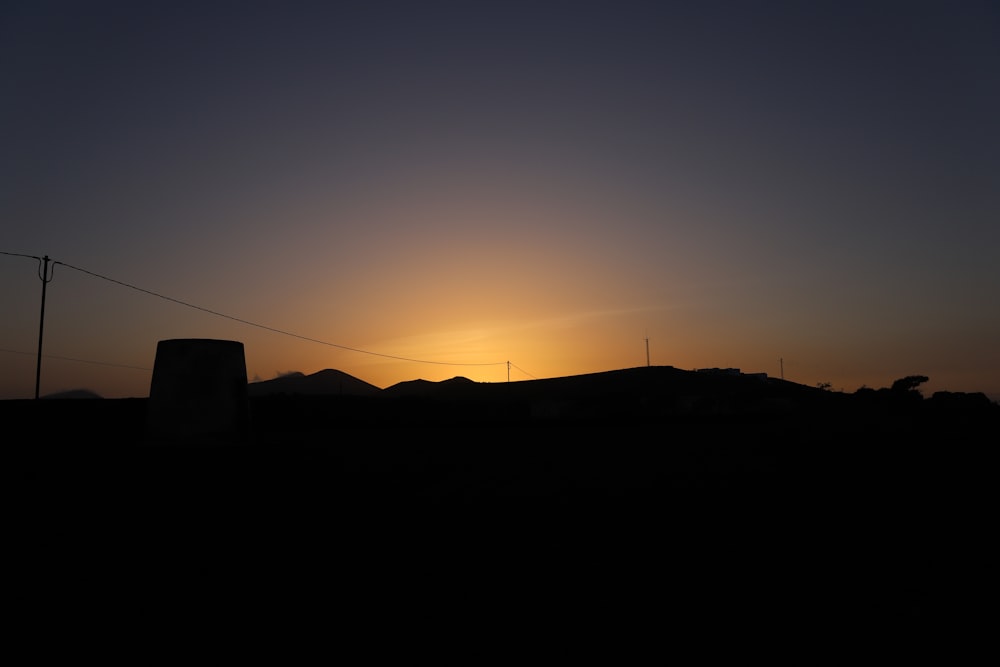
left=2, top=0, right=998, bottom=401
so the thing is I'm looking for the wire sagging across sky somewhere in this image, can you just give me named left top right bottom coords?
left=3, top=251, right=526, bottom=373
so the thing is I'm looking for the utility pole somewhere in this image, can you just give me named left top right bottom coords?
left=35, top=255, right=54, bottom=399
left=780, top=357, right=784, bottom=381
left=507, top=360, right=510, bottom=383
left=645, top=336, right=650, bottom=367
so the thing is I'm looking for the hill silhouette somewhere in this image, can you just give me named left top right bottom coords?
left=41, top=388, right=102, bottom=399
left=251, top=365, right=827, bottom=404
left=30, top=364, right=998, bottom=412
left=248, top=368, right=381, bottom=397
left=382, top=375, right=478, bottom=398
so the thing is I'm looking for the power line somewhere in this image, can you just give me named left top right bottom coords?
left=4, top=252, right=539, bottom=379
left=0, top=251, right=42, bottom=261
left=508, top=361, right=536, bottom=380
left=53, top=260, right=510, bottom=368
left=0, top=347, right=152, bottom=371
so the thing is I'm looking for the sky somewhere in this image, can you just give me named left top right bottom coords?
left=2, top=0, right=998, bottom=401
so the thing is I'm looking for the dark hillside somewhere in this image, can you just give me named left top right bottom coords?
left=247, top=368, right=381, bottom=397
left=13, top=367, right=995, bottom=630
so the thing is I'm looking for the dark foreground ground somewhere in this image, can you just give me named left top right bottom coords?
left=12, top=394, right=994, bottom=648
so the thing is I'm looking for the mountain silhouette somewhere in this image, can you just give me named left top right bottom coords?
left=241, top=365, right=996, bottom=428
left=238, top=365, right=842, bottom=429
left=41, top=389, right=102, bottom=399
left=248, top=368, right=381, bottom=397
left=382, top=375, right=477, bottom=398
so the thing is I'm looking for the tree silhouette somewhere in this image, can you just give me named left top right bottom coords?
left=891, top=375, right=929, bottom=395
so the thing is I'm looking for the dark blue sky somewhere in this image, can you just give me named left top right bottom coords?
left=2, top=0, right=998, bottom=399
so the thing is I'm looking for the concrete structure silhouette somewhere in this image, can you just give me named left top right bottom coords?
left=145, top=338, right=250, bottom=445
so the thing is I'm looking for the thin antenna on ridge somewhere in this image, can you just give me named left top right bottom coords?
left=645, top=333, right=650, bottom=368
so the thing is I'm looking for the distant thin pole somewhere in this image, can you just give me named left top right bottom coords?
left=780, top=357, right=784, bottom=381
left=645, top=336, right=650, bottom=367
left=36, top=255, right=54, bottom=399
left=507, top=360, right=510, bottom=383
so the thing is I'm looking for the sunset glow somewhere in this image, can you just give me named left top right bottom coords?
left=2, top=1, right=998, bottom=402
